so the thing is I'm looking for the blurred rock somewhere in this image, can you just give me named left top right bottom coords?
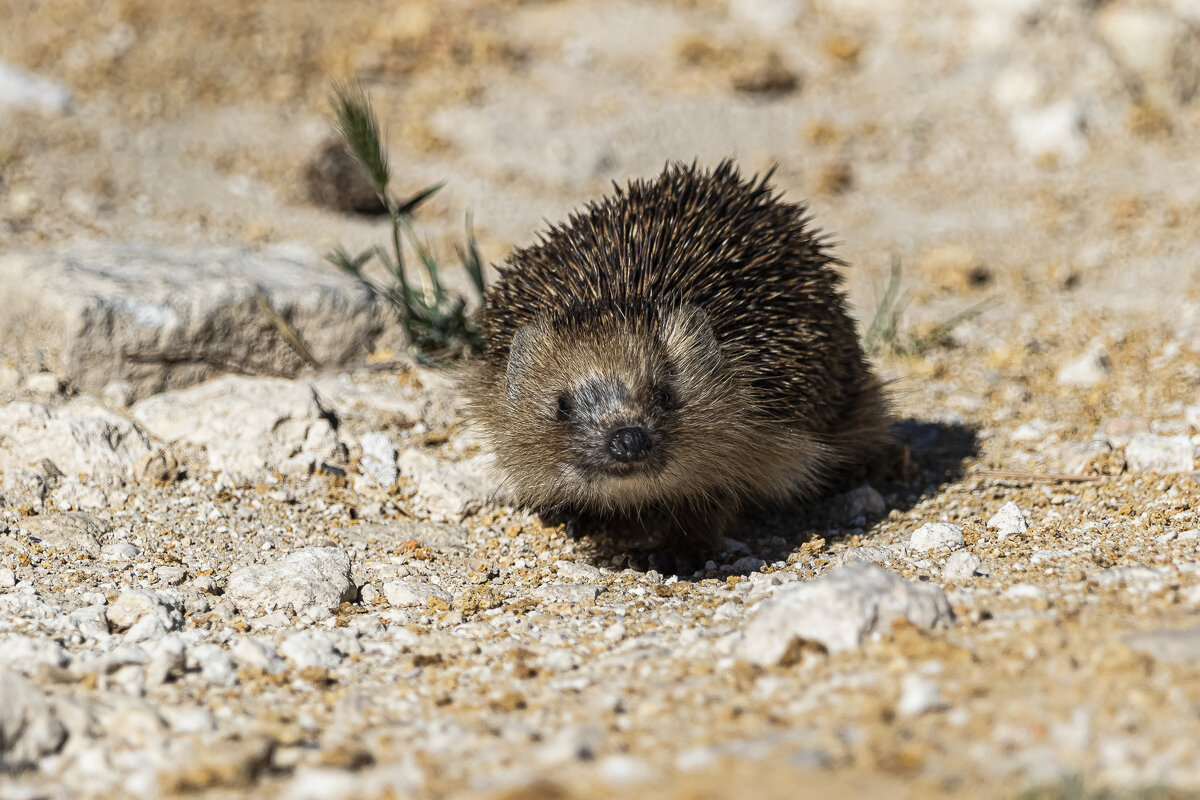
left=1056, top=342, right=1111, bottom=388
left=942, top=550, right=982, bottom=580
left=0, top=669, right=67, bottom=769
left=305, top=138, right=387, bottom=215
left=383, top=579, right=452, bottom=608
left=738, top=563, right=954, bottom=664
left=1125, top=433, right=1195, bottom=473
left=896, top=673, right=946, bottom=716
left=0, top=242, right=398, bottom=401
left=1009, top=100, right=1088, bottom=162
left=0, top=60, right=72, bottom=116
left=1096, top=5, right=1200, bottom=105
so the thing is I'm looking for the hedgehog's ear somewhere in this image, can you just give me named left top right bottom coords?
left=506, top=321, right=544, bottom=398
left=661, top=305, right=720, bottom=372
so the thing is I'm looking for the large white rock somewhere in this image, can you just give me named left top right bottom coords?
left=737, top=563, right=954, bottom=665
left=226, top=547, right=355, bottom=620
left=0, top=399, right=152, bottom=480
left=0, top=242, right=399, bottom=400
left=132, top=375, right=342, bottom=475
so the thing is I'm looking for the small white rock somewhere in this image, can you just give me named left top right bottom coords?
left=0, top=567, right=15, bottom=588
left=737, top=563, right=955, bottom=665
left=1009, top=99, right=1088, bottom=163
left=279, top=630, right=343, bottom=670
left=107, top=589, right=185, bottom=632
left=1056, top=343, right=1111, bottom=388
left=101, top=541, right=141, bottom=561
left=897, top=673, right=946, bottom=716
left=530, top=583, right=602, bottom=606
left=383, top=579, right=452, bottom=608
left=909, top=523, right=966, bottom=552
left=225, top=547, right=355, bottom=620
left=942, top=551, right=982, bottom=580
left=988, top=502, right=1029, bottom=540
left=187, top=644, right=237, bottom=687
left=359, top=432, right=398, bottom=488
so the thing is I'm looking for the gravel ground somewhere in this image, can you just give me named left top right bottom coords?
left=3, top=0, right=1200, bottom=797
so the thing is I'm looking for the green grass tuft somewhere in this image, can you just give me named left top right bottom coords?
left=865, top=256, right=997, bottom=357
left=323, top=81, right=484, bottom=363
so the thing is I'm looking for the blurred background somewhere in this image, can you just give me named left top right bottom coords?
left=1, top=0, right=1197, bottom=318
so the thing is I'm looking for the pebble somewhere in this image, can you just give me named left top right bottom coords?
left=124, top=614, right=169, bottom=643
left=555, top=561, right=604, bottom=582
left=279, top=630, right=343, bottom=670
left=383, top=579, right=452, bottom=608
left=155, top=565, right=187, bottom=586
left=100, top=541, right=141, bottom=561
left=896, top=673, right=946, bottom=716
left=988, top=502, right=1029, bottom=539
left=737, top=563, right=955, bottom=665
left=144, top=637, right=187, bottom=687
left=1009, top=99, right=1088, bottom=163
left=187, top=644, right=237, bottom=687
left=1056, top=342, right=1111, bottom=388
left=942, top=551, right=982, bottom=580
left=1125, top=434, right=1195, bottom=474
left=0, top=669, right=67, bottom=770
left=530, top=583, right=602, bottom=606
left=359, top=432, right=398, bottom=488
left=0, top=567, right=15, bottom=588
left=107, top=589, right=185, bottom=632
left=841, top=483, right=887, bottom=520
left=909, top=522, right=966, bottom=552
left=230, top=637, right=286, bottom=675
left=225, top=547, right=355, bottom=620
left=0, top=634, right=70, bottom=670
left=839, top=545, right=892, bottom=566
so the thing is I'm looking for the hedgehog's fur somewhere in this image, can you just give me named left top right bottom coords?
left=465, top=160, right=889, bottom=553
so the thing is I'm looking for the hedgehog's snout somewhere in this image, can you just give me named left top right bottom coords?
left=608, top=426, right=652, bottom=463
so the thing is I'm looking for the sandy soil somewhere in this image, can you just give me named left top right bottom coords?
left=3, top=0, right=1200, bottom=797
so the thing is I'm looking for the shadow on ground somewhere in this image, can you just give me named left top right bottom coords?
left=569, top=418, right=979, bottom=577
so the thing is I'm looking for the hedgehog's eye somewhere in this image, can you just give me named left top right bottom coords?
left=555, top=393, right=574, bottom=421
left=652, top=386, right=674, bottom=413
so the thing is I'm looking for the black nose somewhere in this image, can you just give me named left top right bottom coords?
left=608, top=426, right=652, bottom=463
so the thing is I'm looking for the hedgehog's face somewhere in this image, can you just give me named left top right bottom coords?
left=497, top=306, right=726, bottom=510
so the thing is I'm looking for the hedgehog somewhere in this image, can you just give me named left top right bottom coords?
left=465, top=160, right=890, bottom=556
